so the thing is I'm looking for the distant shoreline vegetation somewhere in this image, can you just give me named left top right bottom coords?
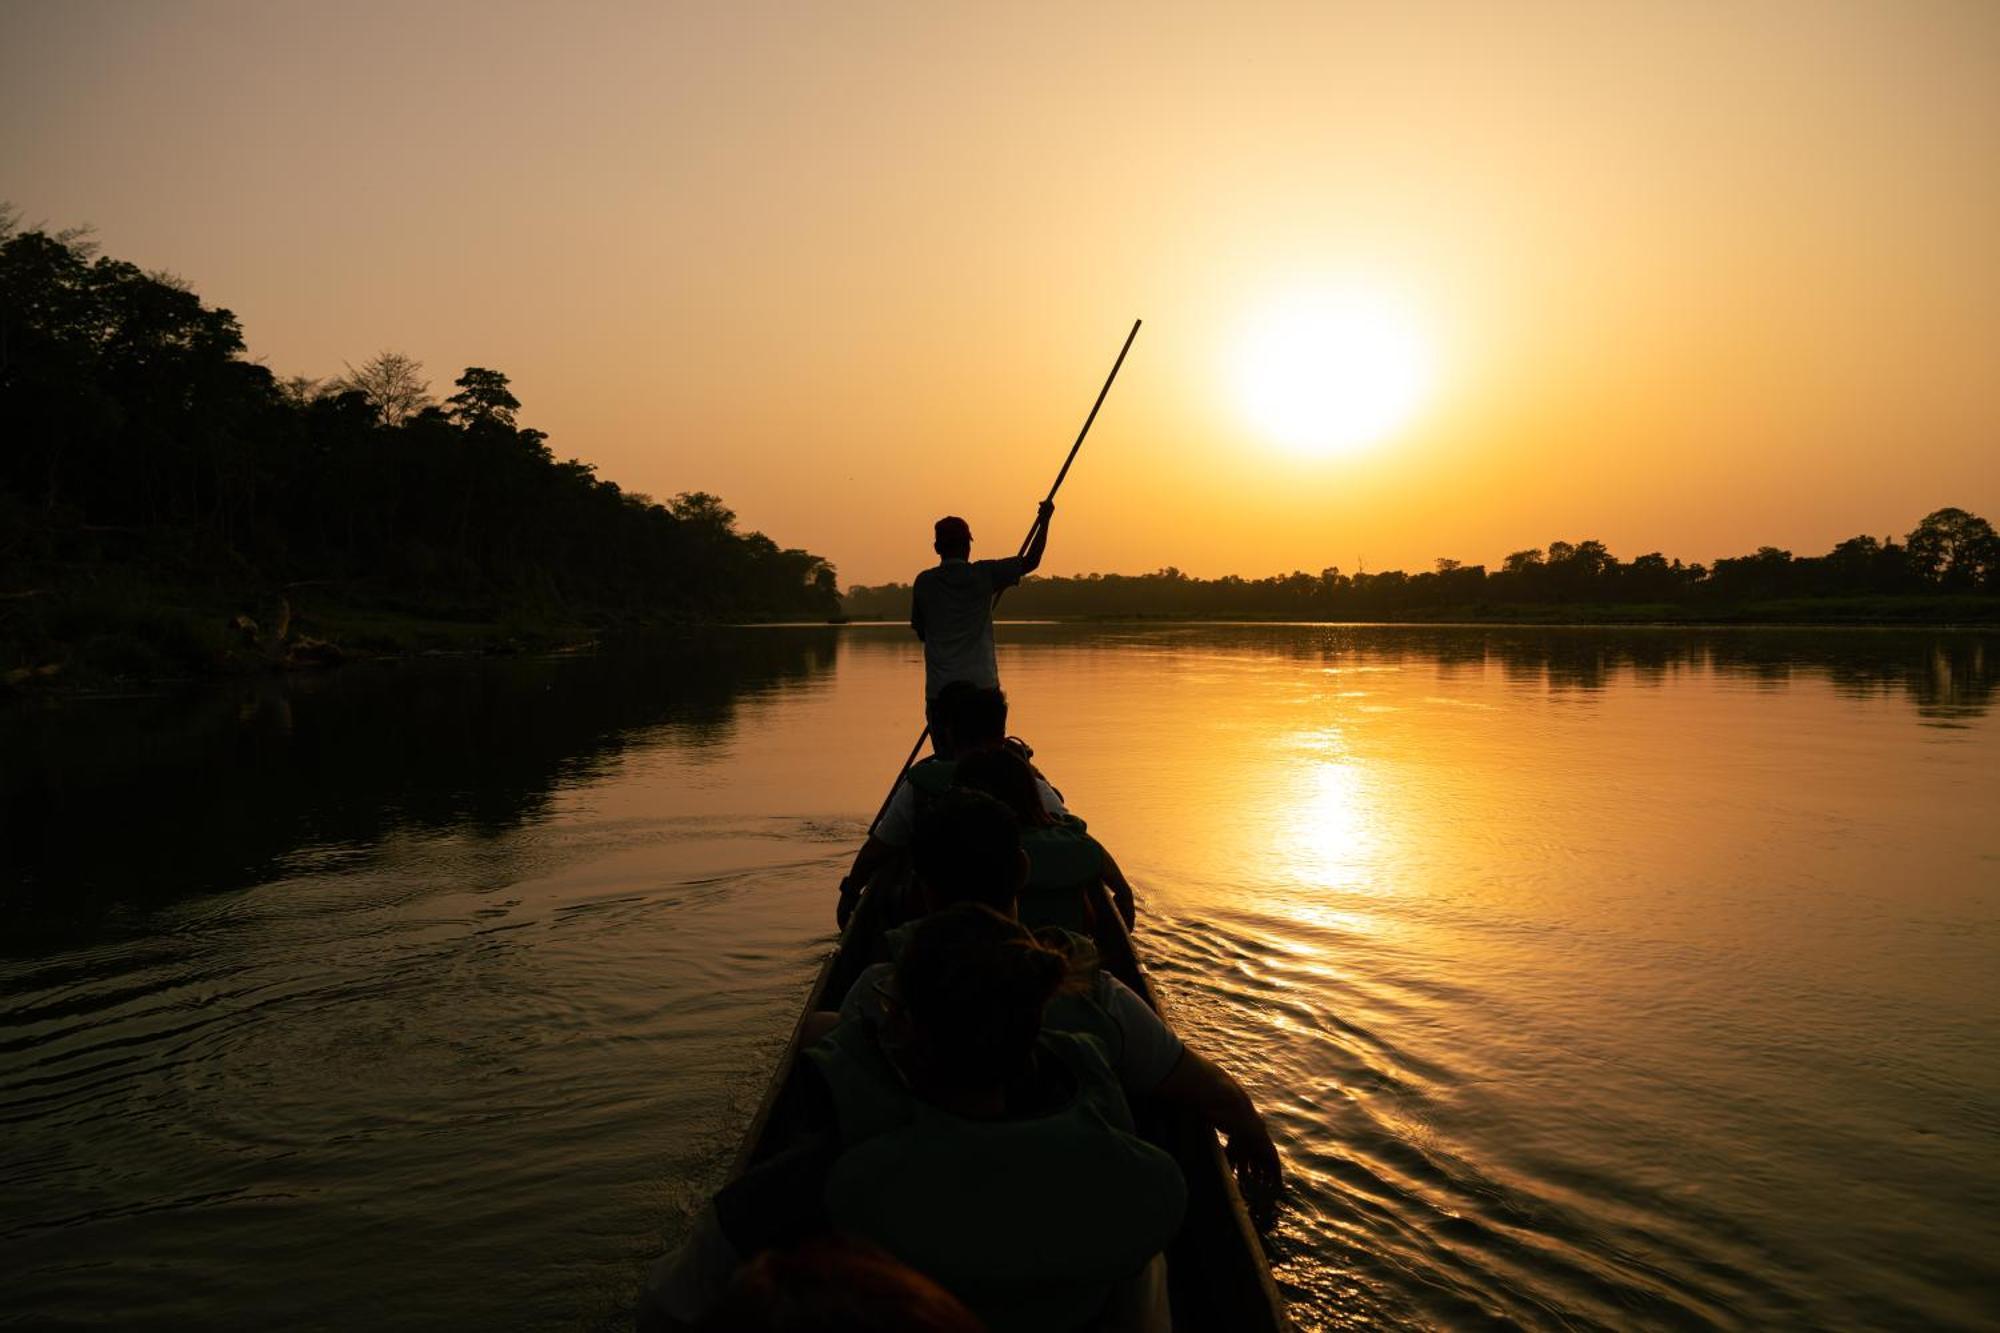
left=843, top=510, right=2000, bottom=625
left=0, top=219, right=839, bottom=686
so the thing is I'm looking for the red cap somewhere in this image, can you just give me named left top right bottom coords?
left=934, top=516, right=972, bottom=543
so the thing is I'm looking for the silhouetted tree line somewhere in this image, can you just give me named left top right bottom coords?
left=845, top=510, right=1999, bottom=621
left=0, top=219, right=839, bottom=629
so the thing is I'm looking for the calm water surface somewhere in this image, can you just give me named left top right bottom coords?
left=3, top=625, right=1996, bottom=1331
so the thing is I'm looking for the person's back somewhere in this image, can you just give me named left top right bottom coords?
left=911, top=560, right=1012, bottom=698
left=822, top=906, right=1184, bottom=1333
left=912, top=506, right=1052, bottom=709
left=826, top=1030, right=1182, bottom=1333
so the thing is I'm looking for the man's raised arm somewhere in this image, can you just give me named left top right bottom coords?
left=1021, top=500, right=1055, bottom=574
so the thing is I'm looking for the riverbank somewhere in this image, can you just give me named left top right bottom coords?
left=16, top=579, right=1996, bottom=697
left=831, top=594, right=2000, bottom=628
left=0, top=572, right=611, bottom=694
left=1035, top=594, right=2000, bottom=626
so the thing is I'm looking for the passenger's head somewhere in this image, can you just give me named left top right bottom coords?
left=704, top=1234, right=981, bottom=1333
left=939, top=685, right=1007, bottom=751
left=896, top=903, right=1066, bottom=1093
left=912, top=787, right=1026, bottom=914
left=952, top=747, right=1052, bottom=829
left=929, top=679, right=981, bottom=757
left=932, top=515, right=972, bottom=561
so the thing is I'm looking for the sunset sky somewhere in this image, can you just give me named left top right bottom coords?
left=4, top=0, right=1995, bottom=586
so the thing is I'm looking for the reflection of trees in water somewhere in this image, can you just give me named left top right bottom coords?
left=1819, top=635, right=1992, bottom=723
left=1086, top=624, right=1998, bottom=720
left=1673, top=631, right=1995, bottom=721
left=0, top=630, right=838, bottom=925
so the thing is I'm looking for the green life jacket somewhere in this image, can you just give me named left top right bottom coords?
left=823, top=1031, right=1187, bottom=1333
left=1018, top=819, right=1105, bottom=933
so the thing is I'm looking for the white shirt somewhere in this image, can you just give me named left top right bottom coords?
left=910, top=556, right=1027, bottom=701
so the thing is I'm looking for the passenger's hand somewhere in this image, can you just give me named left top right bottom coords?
left=836, top=877, right=861, bottom=930
left=1226, top=1122, right=1285, bottom=1215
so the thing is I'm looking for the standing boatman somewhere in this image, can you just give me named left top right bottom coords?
left=912, top=502, right=1054, bottom=724
left=833, top=504, right=1055, bottom=926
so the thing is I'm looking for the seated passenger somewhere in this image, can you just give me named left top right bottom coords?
left=830, top=906, right=1183, bottom=1332
left=640, top=904, right=1185, bottom=1333
left=834, top=789, right=1284, bottom=1199
left=837, top=684, right=1065, bottom=926
left=952, top=747, right=1136, bottom=931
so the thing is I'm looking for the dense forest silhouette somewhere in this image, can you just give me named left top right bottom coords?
left=0, top=219, right=838, bottom=678
left=845, top=509, right=1999, bottom=622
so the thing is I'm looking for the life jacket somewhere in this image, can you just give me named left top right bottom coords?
left=1018, top=818, right=1105, bottom=933
left=823, top=1031, right=1187, bottom=1333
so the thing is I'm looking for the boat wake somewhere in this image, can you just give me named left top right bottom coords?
left=1141, top=907, right=1819, bottom=1331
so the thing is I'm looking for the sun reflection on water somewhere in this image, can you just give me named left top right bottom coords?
left=1267, top=729, right=1397, bottom=938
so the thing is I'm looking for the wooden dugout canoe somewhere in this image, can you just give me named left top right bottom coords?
left=726, top=862, right=1292, bottom=1332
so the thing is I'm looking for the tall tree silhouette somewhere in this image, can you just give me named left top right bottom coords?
left=1906, top=508, right=1999, bottom=590
left=446, top=367, right=521, bottom=430
left=333, top=351, right=432, bottom=427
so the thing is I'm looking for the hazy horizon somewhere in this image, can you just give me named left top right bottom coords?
left=5, top=0, right=1995, bottom=585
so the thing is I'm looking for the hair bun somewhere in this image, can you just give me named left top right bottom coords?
left=999, top=936, right=1068, bottom=1007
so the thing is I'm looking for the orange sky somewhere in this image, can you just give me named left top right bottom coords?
left=4, top=0, right=1995, bottom=585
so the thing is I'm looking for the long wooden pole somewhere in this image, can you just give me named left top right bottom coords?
left=862, top=318, right=1142, bottom=837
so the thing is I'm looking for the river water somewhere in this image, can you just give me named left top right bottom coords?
left=3, top=624, right=1995, bottom=1331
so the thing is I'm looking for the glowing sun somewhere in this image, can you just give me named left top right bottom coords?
left=1231, top=286, right=1435, bottom=456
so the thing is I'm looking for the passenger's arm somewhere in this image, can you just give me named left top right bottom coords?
left=910, top=588, right=926, bottom=641
left=1100, top=846, right=1137, bottom=929
left=1097, top=976, right=1280, bottom=1195
left=839, top=780, right=919, bottom=925
left=1020, top=500, right=1054, bottom=573
left=1153, top=1048, right=1284, bottom=1198
left=838, top=836, right=895, bottom=927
